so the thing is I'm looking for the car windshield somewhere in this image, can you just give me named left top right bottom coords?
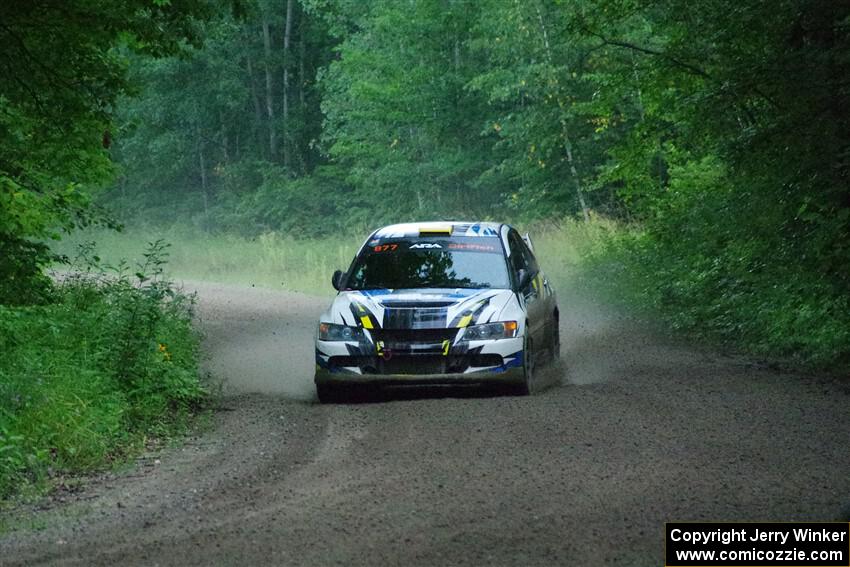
left=346, top=239, right=510, bottom=290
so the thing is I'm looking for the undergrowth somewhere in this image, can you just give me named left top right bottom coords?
left=0, top=241, right=206, bottom=502
left=582, top=223, right=850, bottom=370
left=54, top=218, right=612, bottom=296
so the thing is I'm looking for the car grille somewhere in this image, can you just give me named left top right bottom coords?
left=373, top=328, right=457, bottom=373
left=379, top=355, right=447, bottom=375
left=370, top=328, right=458, bottom=348
left=326, top=328, right=467, bottom=375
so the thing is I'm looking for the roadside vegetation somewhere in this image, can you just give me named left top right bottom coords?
left=0, top=1, right=213, bottom=503
left=56, top=228, right=357, bottom=296
left=588, top=224, right=850, bottom=370
left=0, top=242, right=205, bottom=502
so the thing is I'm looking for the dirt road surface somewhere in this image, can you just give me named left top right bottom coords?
left=2, top=281, right=849, bottom=566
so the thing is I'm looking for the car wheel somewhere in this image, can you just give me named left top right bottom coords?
left=507, top=334, right=533, bottom=396
left=316, top=383, right=345, bottom=404
left=550, top=317, right=561, bottom=362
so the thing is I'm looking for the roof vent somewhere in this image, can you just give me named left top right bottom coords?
left=418, top=225, right=453, bottom=236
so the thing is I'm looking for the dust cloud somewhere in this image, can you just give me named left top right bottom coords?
left=185, top=275, right=678, bottom=397
left=554, top=281, right=687, bottom=386
left=183, top=280, right=326, bottom=400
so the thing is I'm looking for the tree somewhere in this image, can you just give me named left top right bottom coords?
left=318, top=0, right=496, bottom=220
left=106, top=0, right=337, bottom=232
left=0, top=0, right=213, bottom=303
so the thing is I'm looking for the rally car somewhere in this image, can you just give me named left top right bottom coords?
left=314, top=221, right=559, bottom=402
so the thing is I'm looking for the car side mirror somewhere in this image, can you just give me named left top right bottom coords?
left=331, top=269, right=345, bottom=291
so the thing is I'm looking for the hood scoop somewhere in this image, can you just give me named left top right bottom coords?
left=382, top=304, right=450, bottom=329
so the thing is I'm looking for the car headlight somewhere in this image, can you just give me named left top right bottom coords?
left=318, top=322, right=366, bottom=341
left=461, top=321, right=518, bottom=341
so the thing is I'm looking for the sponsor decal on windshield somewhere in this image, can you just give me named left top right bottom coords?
left=368, top=239, right=500, bottom=254
left=448, top=243, right=498, bottom=252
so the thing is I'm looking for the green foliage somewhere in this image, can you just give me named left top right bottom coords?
left=0, top=242, right=205, bottom=500
left=568, top=0, right=850, bottom=369
left=105, top=0, right=336, bottom=229
left=0, top=0, right=214, bottom=304
left=585, top=179, right=850, bottom=368
left=222, top=164, right=359, bottom=236
left=592, top=231, right=850, bottom=368
left=0, top=236, right=54, bottom=306
left=466, top=0, right=611, bottom=219
left=317, top=0, right=500, bottom=219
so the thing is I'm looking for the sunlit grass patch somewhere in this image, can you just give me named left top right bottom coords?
left=55, top=228, right=361, bottom=297
left=55, top=219, right=618, bottom=298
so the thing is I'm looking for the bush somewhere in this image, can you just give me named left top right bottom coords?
left=583, top=166, right=850, bottom=370
left=0, top=236, right=55, bottom=306
left=0, top=241, right=206, bottom=501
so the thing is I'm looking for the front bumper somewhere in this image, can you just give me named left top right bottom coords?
left=315, top=335, right=525, bottom=386
left=314, top=366, right=526, bottom=387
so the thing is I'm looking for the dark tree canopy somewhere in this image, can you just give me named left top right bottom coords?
left=0, top=0, right=212, bottom=303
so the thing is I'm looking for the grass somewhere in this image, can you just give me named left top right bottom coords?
left=60, top=217, right=850, bottom=368
left=54, top=213, right=849, bottom=369
left=54, top=218, right=614, bottom=297
left=54, top=227, right=360, bottom=297
left=0, top=243, right=206, bottom=503
left=525, top=216, right=622, bottom=293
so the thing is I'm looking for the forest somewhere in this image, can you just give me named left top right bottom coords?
left=1, top=0, right=849, bottom=497
left=92, top=0, right=850, bottom=365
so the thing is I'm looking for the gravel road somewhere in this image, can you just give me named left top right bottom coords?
left=2, top=281, right=849, bottom=566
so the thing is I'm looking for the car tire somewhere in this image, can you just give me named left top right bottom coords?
left=550, top=316, right=560, bottom=362
left=507, top=334, right=533, bottom=396
left=316, top=383, right=345, bottom=404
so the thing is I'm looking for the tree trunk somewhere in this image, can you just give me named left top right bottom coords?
left=631, top=50, right=646, bottom=120
left=282, top=0, right=294, bottom=169
left=534, top=1, right=590, bottom=223
left=454, top=38, right=460, bottom=72
left=245, top=34, right=265, bottom=158
left=561, top=132, right=590, bottom=223
left=299, top=16, right=306, bottom=111
left=219, top=109, right=229, bottom=164
left=262, top=14, right=277, bottom=160
left=298, top=11, right=307, bottom=174
left=196, top=124, right=209, bottom=218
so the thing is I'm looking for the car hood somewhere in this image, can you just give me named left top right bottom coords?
left=324, top=288, right=516, bottom=330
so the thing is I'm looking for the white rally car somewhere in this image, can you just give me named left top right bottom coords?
left=314, top=221, right=559, bottom=402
